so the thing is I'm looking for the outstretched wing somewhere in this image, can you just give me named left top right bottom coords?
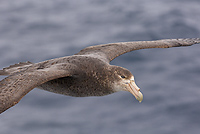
left=76, top=38, right=200, bottom=62
left=0, top=61, right=33, bottom=76
left=0, top=63, right=77, bottom=114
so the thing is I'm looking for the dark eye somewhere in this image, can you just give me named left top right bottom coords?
left=121, top=75, right=126, bottom=78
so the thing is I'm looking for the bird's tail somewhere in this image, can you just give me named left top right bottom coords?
left=0, top=61, right=33, bottom=76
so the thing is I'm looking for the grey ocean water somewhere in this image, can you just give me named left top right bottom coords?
left=0, top=0, right=200, bottom=134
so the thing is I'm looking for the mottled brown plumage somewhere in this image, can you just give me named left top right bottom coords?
left=0, top=38, right=200, bottom=114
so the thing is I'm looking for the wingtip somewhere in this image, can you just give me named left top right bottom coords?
left=179, top=38, right=200, bottom=44
left=191, top=38, right=200, bottom=44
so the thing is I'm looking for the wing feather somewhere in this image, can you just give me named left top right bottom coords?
left=0, top=63, right=77, bottom=114
left=0, top=61, right=33, bottom=76
left=76, top=38, right=200, bottom=62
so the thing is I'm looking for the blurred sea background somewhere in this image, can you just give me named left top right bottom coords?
left=0, top=0, right=200, bottom=134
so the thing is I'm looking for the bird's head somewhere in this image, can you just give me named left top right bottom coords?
left=110, top=66, right=143, bottom=102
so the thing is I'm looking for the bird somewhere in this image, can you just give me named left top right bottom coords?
left=0, top=38, right=200, bottom=114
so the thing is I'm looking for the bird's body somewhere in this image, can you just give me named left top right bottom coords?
left=0, top=38, right=200, bottom=114
left=37, top=55, right=115, bottom=97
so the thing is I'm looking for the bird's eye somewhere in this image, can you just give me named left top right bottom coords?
left=121, top=75, right=126, bottom=78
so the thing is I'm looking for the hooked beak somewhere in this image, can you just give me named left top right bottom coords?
left=128, top=80, right=143, bottom=102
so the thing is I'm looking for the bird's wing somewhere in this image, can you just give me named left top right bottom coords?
left=0, top=63, right=77, bottom=114
left=0, top=61, right=33, bottom=76
left=76, top=38, right=200, bottom=62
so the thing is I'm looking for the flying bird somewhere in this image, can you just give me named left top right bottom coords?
left=0, top=38, right=200, bottom=114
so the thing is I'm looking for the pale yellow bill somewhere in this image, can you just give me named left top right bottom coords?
left=128, top=80, right=143, bottom=102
